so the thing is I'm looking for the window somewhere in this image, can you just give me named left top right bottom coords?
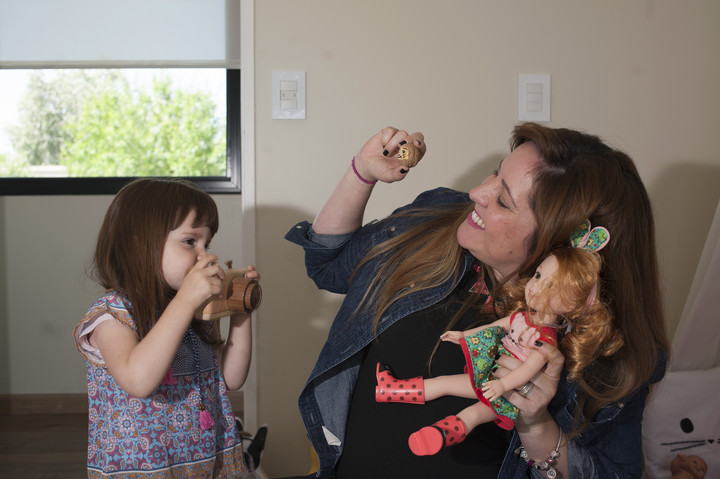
left=0, top=68, right=240, bottom=194
left=0, top=0, right=242, bottom=195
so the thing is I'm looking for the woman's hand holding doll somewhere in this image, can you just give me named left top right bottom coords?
left=494, top=343, right=565, bottom=421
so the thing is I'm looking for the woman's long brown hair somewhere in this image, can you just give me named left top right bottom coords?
left=92, top=178, right=221, bottom=345
left=351, top=123, right=669, bottom=431
left=512, top=123, right=670, bottom=429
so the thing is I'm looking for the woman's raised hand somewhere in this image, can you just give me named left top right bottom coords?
left=354, top=127, right=426, bottom=184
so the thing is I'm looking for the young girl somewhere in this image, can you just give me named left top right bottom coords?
left=73, top=178, right=256, bottom=478
left=376, top=223, right=623, bottom=463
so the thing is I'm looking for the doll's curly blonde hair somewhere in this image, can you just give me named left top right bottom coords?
left=502, top=247, right=623, bottom=402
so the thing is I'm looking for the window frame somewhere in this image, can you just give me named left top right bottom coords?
left=0, top=69, right=241, bottom=195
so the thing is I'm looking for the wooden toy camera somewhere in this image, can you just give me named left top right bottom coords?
left=194, top=261, right=262, bottom=320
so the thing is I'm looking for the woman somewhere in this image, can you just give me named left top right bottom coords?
left=284, top=124, right=669, bottom=478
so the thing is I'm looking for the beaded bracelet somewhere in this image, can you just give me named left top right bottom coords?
left=514, top=430, right=563, bottom=479
left=351, top=156, right=377, bottom=185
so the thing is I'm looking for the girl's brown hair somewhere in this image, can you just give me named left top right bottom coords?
left=92, top=178, right=221, bottom=345
left=354, top=123, right=669, bottom=429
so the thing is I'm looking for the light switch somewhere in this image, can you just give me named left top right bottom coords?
left=273, top=71, right=306, bottom=120
left=518, top=74, right=550, bottom=122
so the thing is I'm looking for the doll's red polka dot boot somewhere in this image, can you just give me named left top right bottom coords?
left=408, top=415, right=467, bottom=456
left=375, top=363, right=425, bottom=404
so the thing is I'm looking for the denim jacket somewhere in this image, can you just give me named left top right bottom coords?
left=285, top=187, right=665, bottom=478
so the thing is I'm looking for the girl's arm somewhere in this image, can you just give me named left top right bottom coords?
left=216, top=265, right=257, bottom=390
left=440, top=314, right=512, bottom=344
left=89, top=256, right=225, bottom=397
left=312, top=127, right=425, bottom=235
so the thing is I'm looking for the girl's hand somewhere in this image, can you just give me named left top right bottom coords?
left=175, top=254, right=225, bottom=311
left=354, top=127, right=426, bottom=184
left=493, top=344, right=564, bottom=423
left=440, top=330, right=464, bottom=344
left=481, top=379, right=507, bottom=402
left=244, top=264, right=260, bottom=281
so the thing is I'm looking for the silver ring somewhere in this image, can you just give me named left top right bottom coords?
left=515, top=381, right=535, bottom=398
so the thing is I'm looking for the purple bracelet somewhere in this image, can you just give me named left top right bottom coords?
left=351, top=156, right=377, bottom=185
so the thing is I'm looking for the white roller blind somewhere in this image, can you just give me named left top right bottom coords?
left=0, top=0, right=240, bottom=67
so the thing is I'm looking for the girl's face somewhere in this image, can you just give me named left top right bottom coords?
left=525, top=254, right=568, bottom=316
left=457, top=143, right=542, bottom=280
left=162, top=210, right=213, bottom=291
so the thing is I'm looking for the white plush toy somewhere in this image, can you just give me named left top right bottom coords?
left=642, top=201, right=720, bottom=479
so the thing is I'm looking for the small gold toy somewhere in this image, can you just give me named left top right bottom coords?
left=397, top=142, right=423, bottom=168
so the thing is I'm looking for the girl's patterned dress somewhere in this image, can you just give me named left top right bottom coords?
left=73, top=291, right=247, bottom=478
left=459, top=311, right=558, bottom=430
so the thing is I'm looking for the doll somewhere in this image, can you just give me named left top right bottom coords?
left=376, top=221, right=622, bottom=460
left=670, top=454, right=708, bottom=479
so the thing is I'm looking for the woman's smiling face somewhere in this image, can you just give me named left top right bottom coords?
left=457, top=142, right=542, bottom=280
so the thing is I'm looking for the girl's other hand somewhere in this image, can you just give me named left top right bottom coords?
left=354, top=127, right=426, bottom=184
left=244, top=264, right=260, bottom=281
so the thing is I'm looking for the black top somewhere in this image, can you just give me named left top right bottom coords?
left=336, top=270, right=510, bottom=478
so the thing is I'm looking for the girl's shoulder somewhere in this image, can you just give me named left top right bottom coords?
left=82, top=291, right=138, bottom=334
left=73, top=291, right=138, bottom=363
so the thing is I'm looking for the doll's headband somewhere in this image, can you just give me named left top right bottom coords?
left=569, top=219, right=610, bottom=252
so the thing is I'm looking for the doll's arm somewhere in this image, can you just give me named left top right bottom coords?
left=440, top=315, right=512, bottom=344
left=481, top=348, right=548, bottom=402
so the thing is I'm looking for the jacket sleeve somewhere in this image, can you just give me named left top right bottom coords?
left=284, top=187, right=471, bottom=295
left=501, top=384, right=650, bottom=479
left=570, top=384, right=649, bottom=478
left=554, top=353, right=667, bottom=478
left=284, top=220, right=379, bottom=294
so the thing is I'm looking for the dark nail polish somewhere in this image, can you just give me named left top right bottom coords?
left=400, top=168, right=407, bottom=174
left=383, top=149, right=389, bottom=156
left=399, top=140, right=407, bottom=146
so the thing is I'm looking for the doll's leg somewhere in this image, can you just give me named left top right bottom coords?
left=424, top=374, right=476, bottom=401
left=375, top=364, right=476, bottom=404
left=456, top=401, right=500, bottom=431
left=407, top=402, right=497, bottom=456
left=375, top=363, right=425, bottom=404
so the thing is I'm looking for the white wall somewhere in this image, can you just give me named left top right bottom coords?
left=1, top=1, right=719, bottom=477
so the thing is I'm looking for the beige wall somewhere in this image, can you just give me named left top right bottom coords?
left=253, top=1, right=720, bottom=476
left=0, top=195, right=246, bottom=394
left=0, top=1, right=718, bottom=477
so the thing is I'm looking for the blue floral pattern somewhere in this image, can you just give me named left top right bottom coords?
left=74, top=292, right=246, bottom=478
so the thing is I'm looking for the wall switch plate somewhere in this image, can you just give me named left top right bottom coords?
left=518, top=74, right=550, bottom=122
left=272, top=71, right=305, bottom=120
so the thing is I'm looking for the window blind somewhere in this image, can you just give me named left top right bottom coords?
left=0, top=0, right=240, bottom=68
